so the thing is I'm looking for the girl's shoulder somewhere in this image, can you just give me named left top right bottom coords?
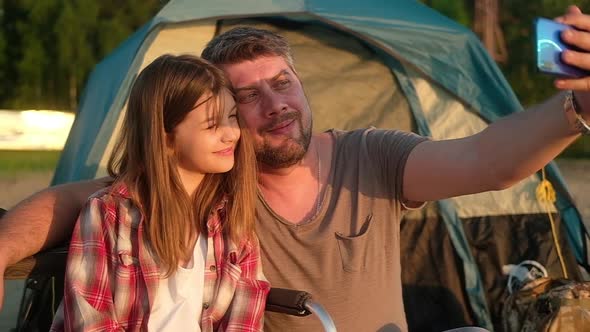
left=84, top=182, right=142, bottom=228
left=85, top=182, right=136, bottom=208
left=88, top=181, right=132, bottom=201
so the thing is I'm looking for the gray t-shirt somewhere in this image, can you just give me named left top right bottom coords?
left=257, top=128, right=427, bottom=332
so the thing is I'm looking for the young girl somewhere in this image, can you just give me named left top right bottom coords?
left=50, top=54, right=269, bottom=331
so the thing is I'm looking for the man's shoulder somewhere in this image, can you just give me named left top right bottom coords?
left=325, top=127, right=372, bottom=143
left=326, top=127, right=416, bottom=144
left=325, top=127, right=375, bottom=136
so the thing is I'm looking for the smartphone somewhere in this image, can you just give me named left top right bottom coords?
left=535, top=17, right=589, bottom=77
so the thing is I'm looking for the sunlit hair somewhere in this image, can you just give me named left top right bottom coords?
left=202, top=26, right=295, bottom=68
left=107, top=54, right=257, bottom=276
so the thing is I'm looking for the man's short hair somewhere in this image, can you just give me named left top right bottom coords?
left=201, top=27, right=294, bottom=68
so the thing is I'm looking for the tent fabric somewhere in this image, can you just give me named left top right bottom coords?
left=51, top=1, right=589, bottom=331
left=402, top=206, right=582, bottom=331
left=401, top=212, right=477, bottom=331
left=463, top=213, right=581, bottom=331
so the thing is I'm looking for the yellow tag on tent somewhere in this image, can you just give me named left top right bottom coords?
left=536, top=178, right=556, bottom=204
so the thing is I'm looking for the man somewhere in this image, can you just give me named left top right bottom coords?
left=2, top=6, right=590, bottom=332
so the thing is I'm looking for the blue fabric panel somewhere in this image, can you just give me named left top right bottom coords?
left=438, top=200, right=494, bottom=330
left=52, top=23, right=152, bottom=184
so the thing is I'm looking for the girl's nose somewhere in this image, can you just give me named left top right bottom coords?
left=220, top=121, right=240, bottom=143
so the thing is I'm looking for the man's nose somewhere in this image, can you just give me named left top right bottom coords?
left=262, top=91, right=287, bottom=117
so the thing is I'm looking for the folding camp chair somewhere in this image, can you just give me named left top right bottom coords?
left=1, top=208, right=337, bottom=332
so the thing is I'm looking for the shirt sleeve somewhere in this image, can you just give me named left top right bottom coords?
left=222, top=237, right=270, bottom=332
left=61, top=197, right=122, bottom=332
left=364, top=128, right=429, bottom=204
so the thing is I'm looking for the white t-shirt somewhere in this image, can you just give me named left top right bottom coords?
left=147, top=234, right=207, bottom=331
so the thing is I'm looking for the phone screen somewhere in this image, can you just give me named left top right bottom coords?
left=535, top=17, right=588, bottom=78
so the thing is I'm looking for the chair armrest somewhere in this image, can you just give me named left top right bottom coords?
left=4, top=246, right=68, bottom=280
left=265, top=288, right=312, bottom=316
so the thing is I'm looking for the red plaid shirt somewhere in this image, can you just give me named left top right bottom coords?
left=50, top=184, right=269, bottom=331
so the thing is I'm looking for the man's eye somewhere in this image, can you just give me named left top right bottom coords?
left=276, top=80, right=290, bottom=89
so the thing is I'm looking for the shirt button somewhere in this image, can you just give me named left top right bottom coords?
left=209, top=265, right=216, bottom=272
left=203, top=302, right=209, bottom=309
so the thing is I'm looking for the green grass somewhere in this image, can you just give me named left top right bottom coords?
left=0, top=150, right=61, bottom=175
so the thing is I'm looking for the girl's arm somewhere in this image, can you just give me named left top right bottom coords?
left=52, top=197, right=120, bottom=332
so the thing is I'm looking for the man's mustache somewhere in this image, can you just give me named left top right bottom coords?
left=259, top=112, right=300, bottom=133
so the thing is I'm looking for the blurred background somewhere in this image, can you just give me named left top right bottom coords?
left=1, top=0, right=590, bottom=330
left=0, top=0, right=166, bottom=209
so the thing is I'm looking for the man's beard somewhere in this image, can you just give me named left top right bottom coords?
left=255, top=112, right=312, bottom=168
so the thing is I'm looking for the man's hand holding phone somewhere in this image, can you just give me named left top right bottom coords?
left=536, top=17, right=589, bottom=77
left=543, top=5, right=590, bottom=121
left=552, top=6, right=590, bottom=91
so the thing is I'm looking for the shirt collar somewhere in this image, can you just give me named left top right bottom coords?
left=207, top=196, right=228, bottom=235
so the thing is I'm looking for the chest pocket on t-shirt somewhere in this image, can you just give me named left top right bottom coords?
left=335, top=214, right=372, bottom=272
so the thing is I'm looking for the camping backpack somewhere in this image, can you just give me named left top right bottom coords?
left=502, top=277, right=590, bottom=332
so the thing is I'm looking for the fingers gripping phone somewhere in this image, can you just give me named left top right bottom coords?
left=535, top=17, right=589, bottom=77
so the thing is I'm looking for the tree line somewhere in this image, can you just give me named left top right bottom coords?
left=0, top=0, right=164, bottom=111
left=423, top=0, right=590, bottom=106
left=423, top=0, right=590, bottom=156
left=1, top=0, right=589, bottom=111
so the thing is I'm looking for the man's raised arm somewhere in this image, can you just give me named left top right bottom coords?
left=403, top=91, right=581, bottom=202
left=0, top=178, right=110, bottom=310
left=403, top=6, right=590, bottom=203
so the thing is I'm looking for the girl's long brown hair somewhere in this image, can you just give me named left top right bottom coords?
left=107, top=54, right=257, bottom=275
